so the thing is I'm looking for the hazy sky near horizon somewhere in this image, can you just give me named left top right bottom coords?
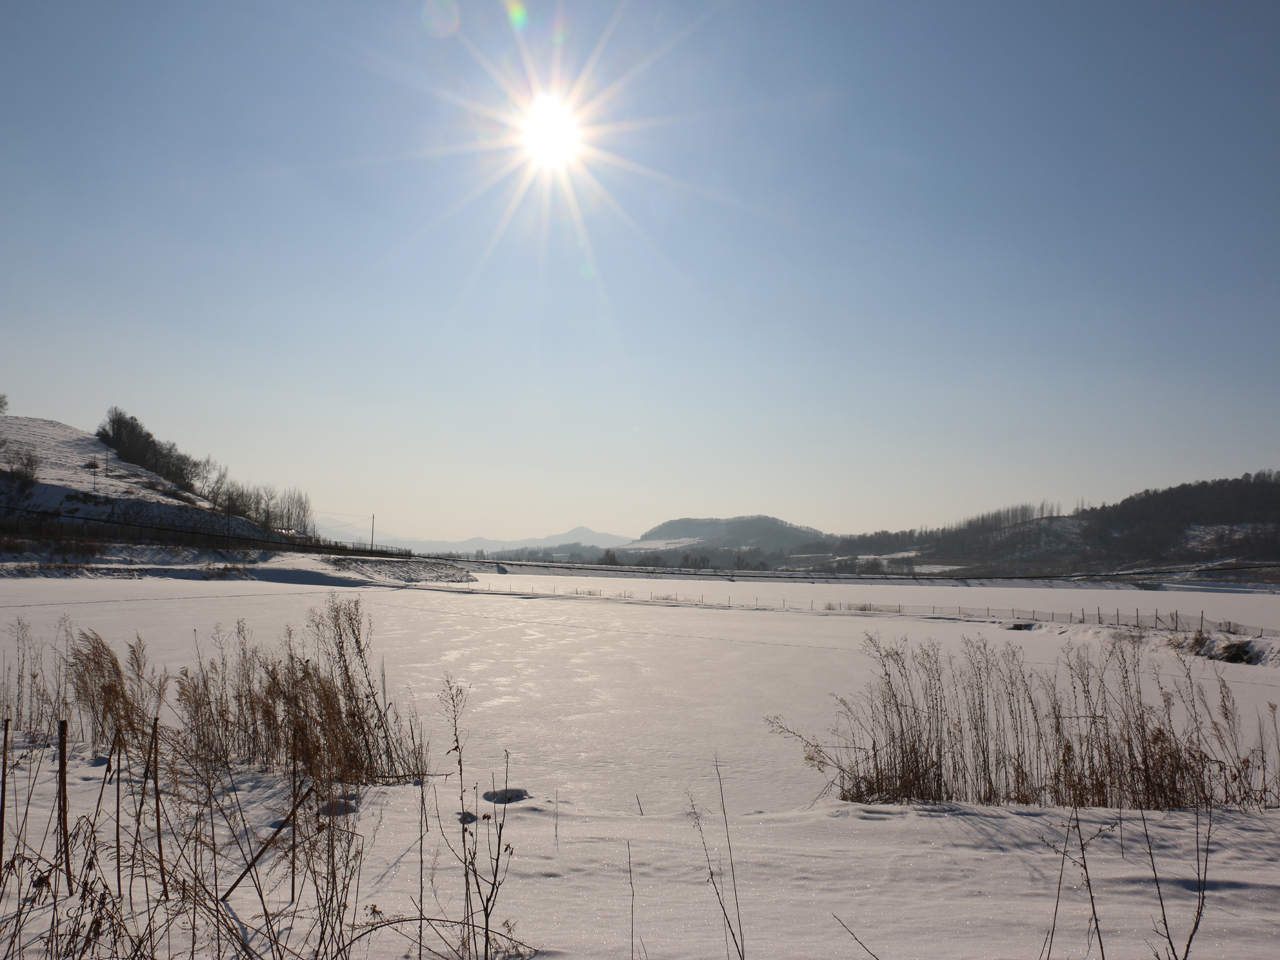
left=3, top=1, right=1278, bottom=542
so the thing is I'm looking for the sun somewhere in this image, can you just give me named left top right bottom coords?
left=411, top=2, right=730, bottom=299
left=522, top=93, right=580, bottom=170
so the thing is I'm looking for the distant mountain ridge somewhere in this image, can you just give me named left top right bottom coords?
left=362, top=525, right=635, bottom=555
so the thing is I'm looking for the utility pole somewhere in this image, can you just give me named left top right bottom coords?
left=370, top=514, right=375, bottom=550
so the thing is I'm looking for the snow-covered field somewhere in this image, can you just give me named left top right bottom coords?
left=3, top=572, right=1280, bottom=958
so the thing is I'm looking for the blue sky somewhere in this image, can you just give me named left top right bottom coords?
left=3, top=1, right=1277, bottom=541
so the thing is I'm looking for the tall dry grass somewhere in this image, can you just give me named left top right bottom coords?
left=770, top=631, right=1279, bottom=809
left=0, top=593, right=530, bottom=960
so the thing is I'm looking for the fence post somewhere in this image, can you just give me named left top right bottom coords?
left=150, top=717, right=168, bottom=899
left=113, top=727, right=122, bottom=899
left=1, top=717, right=8, bottom=877
left=291, top=730, right=298, bottom=902
left=59, top=719, right=71, bottom=893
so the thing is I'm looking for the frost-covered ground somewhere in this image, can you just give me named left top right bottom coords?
left=3, top=573, right=1280, bottom=958
left=0, top=542, right=476, bottom=586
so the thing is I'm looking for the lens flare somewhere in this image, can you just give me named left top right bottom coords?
left=522, top=94, right=580, bottom=169
left=420, top=0, right=460, bottom=39
left=505, top=0, right=528, bottom=32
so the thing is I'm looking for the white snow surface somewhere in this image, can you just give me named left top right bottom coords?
left=3, top=574, right=1280, bottom=958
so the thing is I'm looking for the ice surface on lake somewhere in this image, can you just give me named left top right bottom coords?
left=2, top=573, right=1278, bottom=958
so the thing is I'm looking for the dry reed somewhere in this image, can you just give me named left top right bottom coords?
left=0, top=593, right=530, bottom=959
left=769, top=631, right=1279, bottom=809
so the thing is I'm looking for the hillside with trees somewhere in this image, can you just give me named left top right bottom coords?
left=1, top=409, right=322, bottom=549
left=1077, top=472, right=1280, bottom=564
left=96, top=407, right=315, bottom=537
left=568, top=475, right=1279, bottom=577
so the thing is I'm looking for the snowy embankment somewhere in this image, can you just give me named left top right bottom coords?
left=0, top=541, right=475, bottom=586
left=0, top=417, right=269, bottom=539
left=3, top=574, right=1279, bottom=958
left=0, top=416, right=478, bottom=587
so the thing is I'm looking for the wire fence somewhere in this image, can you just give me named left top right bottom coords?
left=0, top=506, right=413, bottom=558
left=818, top=601, right=1278, bottom=637
left=449, top=580, right=1280, bottom=639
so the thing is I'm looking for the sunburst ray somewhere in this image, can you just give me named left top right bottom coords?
left=577, top=3, right=725, bottom=121
left=423, top=84, right=526, bottom=127
left=566, top=0, right=630, bottom=110
left=506, top=2, right=546, bottom=100
left=398, top=1, right=746, bottom=310
left=550, top=0, right=568, bottom=94
left=556, top=166, right=614, bottom=319
left=457, top=30, right=530, bottom=107
left=582, top=105, right=755, bottom=140
left=571, top=163, right=677, bottom=272
left=458, top=164, right=542, bottom=303
left=423, top=152, right=528, bottom=234
left=578, top=144, right=759, bottom=216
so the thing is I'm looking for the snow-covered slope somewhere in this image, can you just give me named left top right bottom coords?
left=0, top=416, right=270, bottom=539
left=0, top=417, right=479, bottom=584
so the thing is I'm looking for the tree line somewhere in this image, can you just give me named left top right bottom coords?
left=789, top=502, right=1062, bottom=564
left=96, top=407, right=316, bottom=538
left=809, top=476, right=1280, bottom=570
left=1078, top=471, right=1280, bottom=562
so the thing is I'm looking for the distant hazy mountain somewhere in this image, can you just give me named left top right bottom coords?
left=328, top=524, right=636, bottom=555
left=627, top=515, right=830, bottom=553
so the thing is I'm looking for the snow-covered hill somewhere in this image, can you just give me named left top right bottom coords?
left=0, top=416, right=479, bottom=584
left=629, top=515, right=829, bottom=553
left=0, top=416, right=273, bottom=540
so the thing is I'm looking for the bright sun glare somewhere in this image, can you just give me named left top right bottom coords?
left=522, top=94, right=580, bottom=169
left=416, top=3, right=728, bottom=299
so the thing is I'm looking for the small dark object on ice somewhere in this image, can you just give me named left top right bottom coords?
left=483, top=787, right=530, bottom=804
